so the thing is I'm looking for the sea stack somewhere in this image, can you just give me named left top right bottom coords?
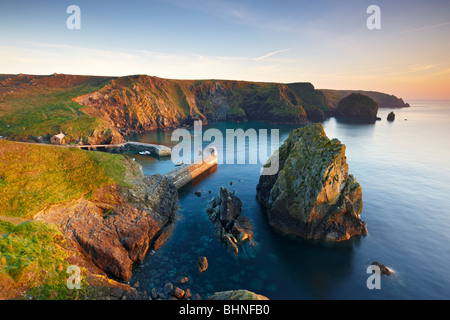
left=256, top=123, right=367, bottom=241
left=335, top=93, right=380, bottom=122
left=387, top=112, right=395, bottom=121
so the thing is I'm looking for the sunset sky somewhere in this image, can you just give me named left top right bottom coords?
left=1, top=0, right=449, bottom=100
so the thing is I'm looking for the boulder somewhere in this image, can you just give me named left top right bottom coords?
left=172, top=287, right=185, bottom=299
left=208, top=290, right=269, bottom=300
left=206, top=188, right=253, bottom=253
left=257, top=123, right=367, bottom=241
left=184, top=288, right=192, bottom=300
left=197, top=256, right=208, bottom=273
left=387, top=112, right=395, bottom=121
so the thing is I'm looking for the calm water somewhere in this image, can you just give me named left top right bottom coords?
left=130, top=101, right=450, bottom=300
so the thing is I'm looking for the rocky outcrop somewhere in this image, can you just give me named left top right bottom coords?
left=256, top=123, right=367, bottom=241
left=35, top=160, right=178, bottom=280
left=387, top=112, right=395, bottom=121
left=335, top=93, right=380, bottom=122
left=208, top=290, right=269, bottom=300
left=372, top=261, right=394, bottom=275
left=206, top=187, right=253, bottom=254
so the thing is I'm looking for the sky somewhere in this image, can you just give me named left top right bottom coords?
left=0, top=0, right=449, bottom=100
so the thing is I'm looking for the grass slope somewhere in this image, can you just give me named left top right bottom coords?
left=0, top=139, right=134, bottom=299
left=0, top=140, right=130, bottom=219
left=0, top=75, right=113, bottom=142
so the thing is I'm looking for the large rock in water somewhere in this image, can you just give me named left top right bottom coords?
left=387, top=112, right=395, bottom=121
left=206, top=187, right=253, bottom=254
left=256, top=123, right=367, bottom=241
left=335, top=93, right=380, bottom=122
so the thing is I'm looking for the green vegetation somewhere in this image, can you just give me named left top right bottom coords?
left=226, top=82, right=306, bottom=122
left=0, top=139, right=135, bottom=299
left=0, top=76, right=112, bottom=142
left=0, top=220, right=68, bottom=283
left=174, top=83, right=191, bottom=116
left=285, top=83, right=334, bottom=122
left=0, top=219, right=103, bottom=300
left=0, top=140, right=130, bottom=219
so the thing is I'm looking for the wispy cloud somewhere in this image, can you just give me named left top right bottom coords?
left=397, top=21, right=450, bottom=35
left=254, top=49, right=291, bottom=61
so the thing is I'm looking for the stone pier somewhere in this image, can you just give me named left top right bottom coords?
left=75, top=141, right=172, bottom=157
left=164, top=148, right=218, bottom=189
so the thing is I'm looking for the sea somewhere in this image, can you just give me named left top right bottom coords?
left=129, top=100, right=450, bottom=300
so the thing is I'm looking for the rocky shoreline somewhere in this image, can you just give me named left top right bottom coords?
left=31, top=157, right=180, bottom=298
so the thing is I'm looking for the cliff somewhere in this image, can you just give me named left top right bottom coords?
left=75, top=76, right=310, bottom=133
left=256, top=124, right=367, bottom=241
left=0, top=73, right=409, bottom=145
left=34, top=158, right=178, bottom=281
left=0, top=140, right=178, bottom=298
left=321, top=89, right=410, bottom=109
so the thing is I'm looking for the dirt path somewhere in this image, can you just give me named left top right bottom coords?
left=0, top=215, right=28, bottom=226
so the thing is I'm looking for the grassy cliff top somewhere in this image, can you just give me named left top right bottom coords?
left=0, top=140, right=132, bottom=219
left=0, top=74, right=114, bottom=143
left=0, top=139, right=137, bottom=299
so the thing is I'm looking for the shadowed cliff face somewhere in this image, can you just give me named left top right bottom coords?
left=334, top=93, right=380, bottom=122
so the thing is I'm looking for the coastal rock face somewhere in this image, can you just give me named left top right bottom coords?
left=206, top=187, right=253, bottom=254
left=35, top=161, right=178, bottom=280
left=73, top=75, right=207, bottom=134
left=321, top=89, right=410, bottom=109
left=335, top=93, right=380, bottom=122
left=208, top=290, right=269, bottom=300
left=256, top=124, right=367, bottom=241
left=73, top=76, right=310, bottom=135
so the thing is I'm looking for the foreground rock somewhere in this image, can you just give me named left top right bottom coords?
left=208, top=290, right=269, bottom=300
left=335, top=93, right=380, bottom=122
left=35, top=160, right=178, bottom=281
left=257, top=123, right=367, bottom=241
left=206, top=187, right=253, bottom=254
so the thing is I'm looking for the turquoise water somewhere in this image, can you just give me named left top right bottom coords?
left=130, top=101, right=450, bottom=300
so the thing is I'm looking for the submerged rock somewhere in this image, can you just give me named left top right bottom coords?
left=208, top=290, right=269, bottom=300
left=197, top=256, right=208, bottom=273
left=256, top=123, right=367, bottom=241
left=372, top=261, right=394, bottom=275
left=206, top=187, right=253, bottom=253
